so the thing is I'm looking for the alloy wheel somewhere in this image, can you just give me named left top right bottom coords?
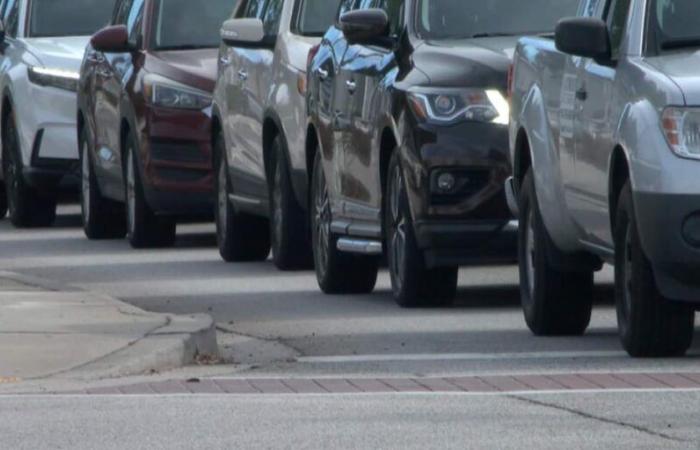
left=272, top=161, right=283, bottom=250
left=81, top=141, right=91, bottom=225
left=5, top=126, right=18, bottom=217
left=388, top=164, right=407, bottom=293
left=313, top=167, right=331, bottom=278
left=524, top=206, right=536, bottom=300
left=126, top=149, right=136, bottom=237
left=217, top=160, right=228, bottom=241
left=620, top=222, right=634, bottom=335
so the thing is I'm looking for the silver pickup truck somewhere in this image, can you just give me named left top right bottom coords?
left=507, top=0, right=700, bottom=357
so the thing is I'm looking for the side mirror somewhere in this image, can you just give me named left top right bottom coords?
left=221, top=18, right=266, bottom=46
left=555, top=17, right=611, bottom=61
left=339, top=8, right=390, bottom=45
left=91, top=25, right=131, bottom=53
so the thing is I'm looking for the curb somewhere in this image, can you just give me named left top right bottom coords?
left=0, top=271, right=219, bottom=382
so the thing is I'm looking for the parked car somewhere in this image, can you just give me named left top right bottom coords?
left=507, top=0, right=700, bottom=356
left=78, top=0, right=237, bottom=247
left=212, top=0, right=342, bottom=269
left=0, top=0, right=117, bottom=227
left=306, top=0, right=577, bottom=307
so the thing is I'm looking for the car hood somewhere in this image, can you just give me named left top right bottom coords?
left=648, top=50, right=700, bottom=105
left=412, top=36, right=518, bottom=89
left=147, top=48, right=219, bottom=93
left=24, top=36, right=90, bottom=72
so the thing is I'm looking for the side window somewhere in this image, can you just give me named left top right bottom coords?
left=239, top=0, right=266, bottom=18
left=580, top=0, right=601, bottom=17
left=126, top=0, right=145, bottom=47
left=605, top=0, right=632, bottom=59
left=378, top=0, right=403, bottom=35
left=113, top=0, right=134, bottom=25
left=262, top=0, right=283, bottom=35
left=4, top=0, right=19, bottom=38
left=337, top=0, right=359, bottom=17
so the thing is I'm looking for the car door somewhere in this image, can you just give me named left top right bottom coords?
left=93, top=0, right=144, bottom=199
left=225, top=0, right=267, bottom=204
left=571, top=0, right=631, bottom=247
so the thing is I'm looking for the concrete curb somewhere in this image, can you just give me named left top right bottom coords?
left=0, top=270, right=219, bottom=382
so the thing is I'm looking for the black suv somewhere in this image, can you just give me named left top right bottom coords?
left=306, top=0, right=575, bottom=306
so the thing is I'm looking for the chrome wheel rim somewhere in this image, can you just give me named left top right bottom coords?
left=126, top=149, right=136, bottom=236
left=525, top=206, right=536, bottom=299
left=388, top=164, right=406, bottom=292
left=313, top=168, right=330, bottom=277
left=81, top=141, right=90, bottom=225
left=217, top=160, right=228, bottom=240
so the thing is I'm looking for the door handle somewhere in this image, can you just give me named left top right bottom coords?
left=237, top=70, right=248, bottom=81
left=87, top=53, right=105, bottom=64
left=219, top=55, right=231, bottom=66
left=346, top=80, right=357, bottom=93
left=576, top=88, right=588, bottom=101
left=96, top=68, right=110, bottom=78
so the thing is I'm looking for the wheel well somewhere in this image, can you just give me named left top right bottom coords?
left=211, top=115, right=222, bottom=168
left=609, top=145, right=630, bottom=230
left=262, top=118, right=279, bottom=188
left=513, top=128, right=532, bottom=189
left=379, top=127, right=397, bottom=194
left=1, top=96, right=12, bottom=149
left=119, top=118, right=130, bottom=170
left=305, top=124, right=318, bottom=190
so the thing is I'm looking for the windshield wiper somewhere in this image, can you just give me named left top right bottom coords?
left=661, top=37, right=700, bottom=50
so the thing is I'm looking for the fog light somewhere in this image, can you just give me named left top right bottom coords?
left=682, top=213, right=700, bottom=247
left=437, top=172, right=457, bottom=192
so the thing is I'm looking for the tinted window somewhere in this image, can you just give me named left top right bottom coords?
left=152, top=0, right=238, bottom=50
left=29, top=0, right=118, bottom=37
left=416, top=0, right=580, bottom=40
left=4, top=0, right=19, bottom=38
left=605, top=0, right=631, bottom=59
left=262, top=0, right=283, bottom=35
left=126, top=0, right=145, bottom=45
left=296, top=0, right=343, bottom=36
left=651, top=0, right=700, bottom=50
left=241, top=0, right=266, bottom=18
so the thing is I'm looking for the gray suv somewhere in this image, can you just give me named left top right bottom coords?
left=211, top=0, right=341, bottom=269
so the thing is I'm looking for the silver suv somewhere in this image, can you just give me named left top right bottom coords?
left=211, top=0, right=340, bottom=269
left=0, top=0, right=115, bottom=227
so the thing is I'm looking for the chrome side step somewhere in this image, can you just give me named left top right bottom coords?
left=336, top=237, right=383, bottom=255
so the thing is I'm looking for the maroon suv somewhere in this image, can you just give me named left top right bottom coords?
left=77, top=0, right=237, bottom=248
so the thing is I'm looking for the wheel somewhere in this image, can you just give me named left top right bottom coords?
left=2, top=114, right=56, bottom=228
left=269, top=136, right=312, bottom=270
left=310, top=150, right=378, bottom=294
left=614, top=182, right=694, bottom=357
left=384, top=151, right=457, bottom=308
left=519, top=169, right=593, bottom=335
left=214, top=133, right=270, bottom=262
left=124, top=134, right=176, bottom=248
left=0, top=181, right=6, bottom=219
left=80, top=128, right=126, bottom=240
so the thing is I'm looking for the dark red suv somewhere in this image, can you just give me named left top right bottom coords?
left=77, top=0, right=237, bottom=248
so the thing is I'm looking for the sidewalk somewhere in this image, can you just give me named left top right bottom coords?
left=0, top=271, right=218, bottom=386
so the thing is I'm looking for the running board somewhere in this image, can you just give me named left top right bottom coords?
left=336, top=238, right=383, bottom=255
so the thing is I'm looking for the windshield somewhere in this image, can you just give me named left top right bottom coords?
left=651, top=0, right=700, bottom=50
left=295, top=0, right=343, bottom=36
left=416, top=0, right=580, bottom=40
left=152, top=0, right=238, bottom=50
left=29, top=0, right=117, bottom=38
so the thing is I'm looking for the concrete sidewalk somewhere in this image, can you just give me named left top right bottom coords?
left=0, top=271, right=218, bottom=386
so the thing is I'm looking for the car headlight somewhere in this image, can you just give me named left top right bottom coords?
left=662, top=107, right=700, bottom=160
left=27, top=66, right=79, bottom=92
left=143, top=74, right=212, bottom=110
left=407, top=88, right=509, bottom=126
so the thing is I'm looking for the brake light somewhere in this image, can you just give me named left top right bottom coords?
left=307, top=44, right=321, bottom=70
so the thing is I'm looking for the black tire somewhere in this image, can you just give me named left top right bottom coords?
left=269, top=136, right=312, bottom=270
left=310, top=151, right=378, bottom=294
left=80, top=127, right=126, bottom=240
left=0, top=181, right=6, bottom=219
left=124, top=134, right=176, bottom=249
left=214, top=133, right=270, bottom=262
left=519, top=169, right=593, bottom=335
left=385, top=151, right=457, bottom=308
left=2, top=113, right=56, bottom=228
left=614, top=182, right=694, bottom=357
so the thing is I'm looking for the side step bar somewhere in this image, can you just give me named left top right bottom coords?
left=336, top=237, right=383, bottom=255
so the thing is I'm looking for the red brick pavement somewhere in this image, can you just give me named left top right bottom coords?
left=75, top=372, right=700, bottom=396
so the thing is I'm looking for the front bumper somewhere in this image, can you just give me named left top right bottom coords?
left=635, top=192, right=700, bottom=303
left=139, top=106, right=214, bottom=216
left=401, top=120, right=514, bottom=266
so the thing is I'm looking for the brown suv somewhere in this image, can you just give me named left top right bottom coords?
left=77, top=0, right=237, bottom=247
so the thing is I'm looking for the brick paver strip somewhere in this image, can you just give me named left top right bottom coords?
left=81, top=372, right=700, bottom=395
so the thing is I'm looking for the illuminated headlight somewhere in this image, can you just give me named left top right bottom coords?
left=144, top=74, right=212, bottom=110
left=27, top=66, right=79, bottom=92
left=407, top=88, right=509, bottom=126
left=662, top=107, right=700, bottom=160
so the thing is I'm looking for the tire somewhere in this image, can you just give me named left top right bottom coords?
left=519, top=169, right=593, bottom=336
left=124, top=134, right=176, bottom=248
left=311, top=151, right=378, bottom=294
left=2, top=113, right=56, bottom=228
left=214, top=133, right=270, bottom=262
left=384, top=151, right=457, bottom=308
left=269, top=136, right=312, bottom=270
left=0, top=181, right=6, bottom=220
left=614, top=182, right=694, bottom=357
left=80, top=128, right=126, bottom=240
